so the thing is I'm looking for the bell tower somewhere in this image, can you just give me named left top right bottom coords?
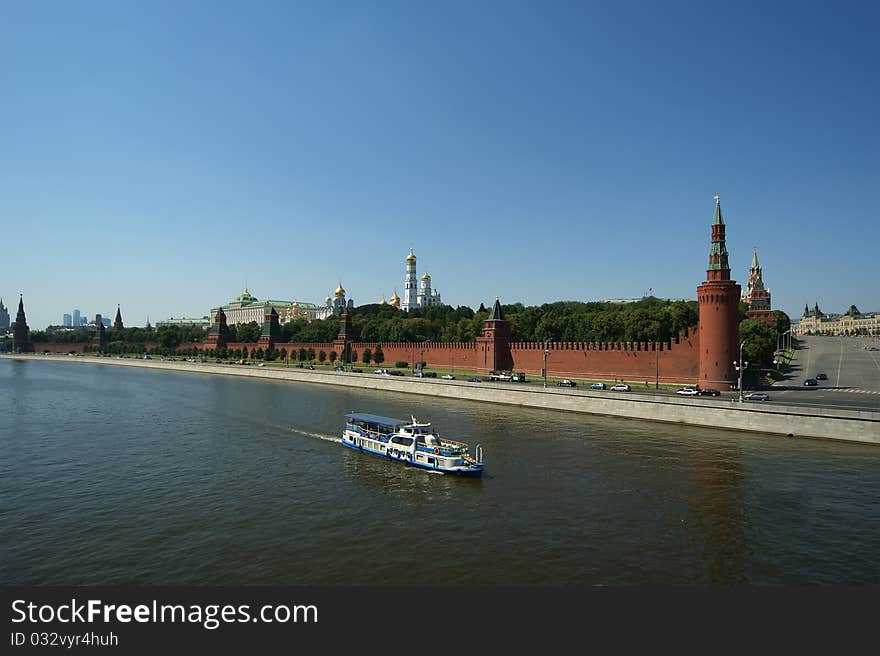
left=697, top=195, right=741, bottom=388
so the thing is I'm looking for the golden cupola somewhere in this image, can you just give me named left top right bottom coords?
left=420, top=272, right=431, bottom=281
left=389, top=291, right=400, bottom=308
left=379, top=297, right=387, bottom=305
left=406, top=249, right=416, bottom=265
left=334, top=282, right=346, bottom=298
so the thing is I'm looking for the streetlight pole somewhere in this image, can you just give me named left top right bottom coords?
left=543, top=340, right=549, bottom=389
left=733, top=340, right=748, bottom=403
left=655, top=346, right=659, bottom=390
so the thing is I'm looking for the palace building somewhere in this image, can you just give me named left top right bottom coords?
left=212, top=285, right=354, bottom=327
left=793, top=303, right=879, bottom=336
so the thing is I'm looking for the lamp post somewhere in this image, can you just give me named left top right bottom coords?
left=655, top=345, right=659, bottom=390
left=543, top=340, right=550, bottom=389
left=733, top=340, right=748, bottom=403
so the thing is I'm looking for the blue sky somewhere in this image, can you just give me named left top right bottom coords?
left=2, top=1, right=877, bottom=329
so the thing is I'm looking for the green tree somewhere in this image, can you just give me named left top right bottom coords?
left=362, top=347, right=372, bottom=365
left=329, top=351, right=337, bottom=364
left=772, top=310, right=791, bottom=336
left=318, top=350, right=327, bottom=363
left=373, top=345, right=385, bottom=364
left=740, top=319, right=777, bottom=367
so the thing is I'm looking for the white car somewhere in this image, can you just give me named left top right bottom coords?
left=610, top=384, right=631, bottom=392
left=675, top=388, right=699, bottom=396
left=441, top=374, right=455, bottom=380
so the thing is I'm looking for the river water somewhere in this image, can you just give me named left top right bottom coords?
left=1, top=358, right=878, bottom=585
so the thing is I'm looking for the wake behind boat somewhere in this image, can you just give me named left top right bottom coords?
left=342, top=413, right=484, bottom=477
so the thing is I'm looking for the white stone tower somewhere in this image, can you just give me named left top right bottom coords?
left=418, top=272, right=432, bottom=307
left=402, top=248, right=418, bottom=311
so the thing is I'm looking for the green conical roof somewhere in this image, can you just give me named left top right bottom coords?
left=713, top=194, right=724, bottom=225
left=751, top=246, right=759, bottom=269
left=488, top=297, right=504, bottom=321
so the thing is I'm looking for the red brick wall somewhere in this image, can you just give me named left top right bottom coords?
left=509, top=330, right=701, bottom=384
left=34, top=331, right=702, bottom=384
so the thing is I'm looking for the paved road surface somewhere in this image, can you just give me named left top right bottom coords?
left=764, top=335, right=880, bottom=411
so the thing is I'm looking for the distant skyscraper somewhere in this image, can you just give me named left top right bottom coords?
left=0, top=299, right=10, bottom=331
left=73, top=309, right=81, bottom=326
left=100, top=316, right=111, bottom=328
left=63, top=313, right=72, bottom=327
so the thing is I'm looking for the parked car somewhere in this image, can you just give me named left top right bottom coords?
left=441, top=374, right=455, bottom=380
left=467, top=377, right=480, bottom=383
left=352, top=368, right=363, bottom=373
left=804, top=378, right=818, bottom=386
left=590, top=383, right=606, bottom=390
left=610, top=384, right=631, bottom=392
left=557, top=379, right=577, bottom=387
left=334, top=366, right=345, bottom=372
left=388, top=370, right=405, bottom=376
left=422, top=371, right=438, bottom=378
left=305, top=364, right=315, bottom=370
left=698, top=388, right=721, bottom=396
left=744, top=392, right=770, bottom=401
left=676, top=388, right=699, bottom=396
left=816, top=373, right=828, bottom=380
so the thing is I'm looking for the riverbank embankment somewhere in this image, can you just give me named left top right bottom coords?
left=5, top=354, right=878, bottom=445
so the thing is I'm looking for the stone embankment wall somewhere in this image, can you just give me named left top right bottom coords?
left=10, top=355, right=877, bottom=445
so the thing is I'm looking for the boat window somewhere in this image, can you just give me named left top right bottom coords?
left=390, top=436, right=414, bottom=447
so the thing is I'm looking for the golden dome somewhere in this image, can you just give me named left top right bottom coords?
left=389, top=291, right=400, bottom=308
left=406, top=248, right=416, bottom=265
left=379, top=297, right=387, bottom=305
left=334, top=282, right=346, bottom=298
left=420, top=272, right=431, bottom=281
left=292, top=301, right=299, bottom=308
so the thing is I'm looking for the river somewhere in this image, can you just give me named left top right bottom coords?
left=1, top=358, right=878, bottom=584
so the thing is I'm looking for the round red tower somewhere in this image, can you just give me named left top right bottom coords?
left=697, top=195, right=741, bottom=388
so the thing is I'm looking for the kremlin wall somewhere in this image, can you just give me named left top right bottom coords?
left=15, top=197, right=746, bottom=388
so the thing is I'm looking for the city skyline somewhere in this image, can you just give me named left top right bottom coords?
left=2, top=2, right=877, bottom=330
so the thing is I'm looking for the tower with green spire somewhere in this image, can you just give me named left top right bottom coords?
left=12, top=295, right=34, bottom=353
left=477, top=297, right=512, bottom=372
left=206, top=307, right=230, bottom=349
left=113, top=305, right=124, bottom=332
left=697, top=195, right=741, bottom=388
left=258, top=307, right=282, bottom=351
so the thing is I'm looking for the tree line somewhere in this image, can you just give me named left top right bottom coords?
left=20, top=298, right=790, bottom=368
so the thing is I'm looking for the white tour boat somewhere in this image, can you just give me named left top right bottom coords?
left=342, top=413, right=484, bottom=477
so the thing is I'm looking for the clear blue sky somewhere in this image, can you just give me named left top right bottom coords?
left=2, top=1, right=877, bottom=330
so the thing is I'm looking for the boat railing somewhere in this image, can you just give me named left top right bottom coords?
left=440, top=438, right=469, bottom=449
